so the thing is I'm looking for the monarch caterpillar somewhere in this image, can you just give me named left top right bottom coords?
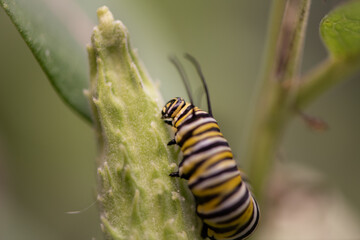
left=161, top=54, right=260, bottom=240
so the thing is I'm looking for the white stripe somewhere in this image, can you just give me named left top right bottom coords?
left=188, top=159, right=236, bottom=186
left=226, top=198, right=259, bottom=240
left=180, top=110, right=208, bottom=124
left=183, top=136, right=227, bottom=155
left=201, top=183, right=248, bottom=218
left=180, top=146, right=232, bottom=174
left=173, top=103, right=191, bottom=123
left=192, top=170, right=240, bottom=191
left=200, top=159, right=237, bottom=178
left=166, top=99, right=182, bottom=117
left=175, top=117, right=217, bottom=139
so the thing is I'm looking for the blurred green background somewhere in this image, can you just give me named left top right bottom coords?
left=0, top=0, right=359, bottom=239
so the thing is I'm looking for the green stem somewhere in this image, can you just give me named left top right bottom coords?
left=247, top=0, right=311, bottom=198
left=274, top=0, right=311, bottom=82
left=244, top=0, right=286, bottom=192
left=256, top=0, right=287, bottom=86
left=295, top=56, right=360, bottom=109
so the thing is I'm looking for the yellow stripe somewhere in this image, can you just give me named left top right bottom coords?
left=193, top=175, right=241, bottom=198
left=183, top=151, right=233, bottom=177
left=207, top=229, right=216, bottom=239
left=189, top=159, right=237, bottom=186
left=183, top=137, right=227, bottom=157
left=209, top=201, right=254, bottom=239
left=181, top=131, right=223, bottom=152
left=193, top=122, right=219, bottom=135
left=170, top=101, right=185, bottom=118
left=197, top=195, right=223, bottom=213
left=174, top=111, right=209, bottom=143
left=174, top=105, right=197, bottom=128
left=204, top=200, right=253, bottom=229
left=188, top=152, right=234, bottom=181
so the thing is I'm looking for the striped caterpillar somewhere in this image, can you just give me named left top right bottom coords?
left=161, top=55, right=259, bottom=240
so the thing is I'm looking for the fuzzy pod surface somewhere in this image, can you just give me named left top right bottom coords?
left=86, top=6, right=200, bottom=240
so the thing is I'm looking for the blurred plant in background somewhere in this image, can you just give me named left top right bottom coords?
left=0, top=0, right=360, bottom=239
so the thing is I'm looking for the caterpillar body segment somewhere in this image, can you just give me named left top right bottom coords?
left=161, top=97, right=259, bottom=240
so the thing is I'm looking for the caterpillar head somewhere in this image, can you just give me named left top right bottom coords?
left=161, top=97, right=185, bottom=119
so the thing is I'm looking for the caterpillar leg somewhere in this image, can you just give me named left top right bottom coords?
left=169, top=171, right=180, bottom=177
left=201, top=224, right=208, bottom=238
left=201, top=224, right=213, bottom=240
left=163, top=120, right=172, bottom=126
left=167, top=139, right=176, bottom=145
left=167, top=139, right=179, bottom=178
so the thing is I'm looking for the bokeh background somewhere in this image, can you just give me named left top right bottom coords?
left=0, top=0, right=359, bottom=239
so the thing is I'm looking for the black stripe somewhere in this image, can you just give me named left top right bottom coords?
left=183, top=141, right=229, bottom=161
left=208, top=214, right=251, bottom=235
left=203, top=157, right=235, bottom=174
left=211, top=181, right=243, bottom=213
left=176, top=112, right=211, bottom=131
left=179, top=147, right=232, bottom=172
left=199, top=174, right=239, bottom=193
left=168, top=99, right=184, bottom=116
left=207, top=221, right=240, bottom=234
left=216, top=180, right=243, bottom=207
left=183, top=136, right=228, bottom=157
left=179, top=152, right=232, bottom=180
left=216, top=199, right=251, bottom=225
left=178, top=126, right=220, bottom=147
left=198, top=186, right=249, bottom=219
left=192, top=175, right=240, bottom=210
left=173, top=104, right=194, bottom=126
left=195, top=193, right=219, bottom=205
left=177, top=116, right=211, bottom=147
left=227, top=202, right=259, bottom=239
left=188, top=165, right=238, bottom=189
left=207, top=199, right=258, bottom=236
left=182, top=134, right=225, bottom=153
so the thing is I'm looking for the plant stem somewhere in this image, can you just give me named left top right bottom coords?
left=256, top=0, right=287, bottom=86
left=295, top=56, right=360, bottom=109
left=274, top=0, right=311, bottom=82
left=247, top=0, right=311, bottom=198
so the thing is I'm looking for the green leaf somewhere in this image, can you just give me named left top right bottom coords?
left=320, top=1, right=360, bottom=58
left=0, top=0, right=92, bottom=121
left=295, top=1, right=360, bottom=109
